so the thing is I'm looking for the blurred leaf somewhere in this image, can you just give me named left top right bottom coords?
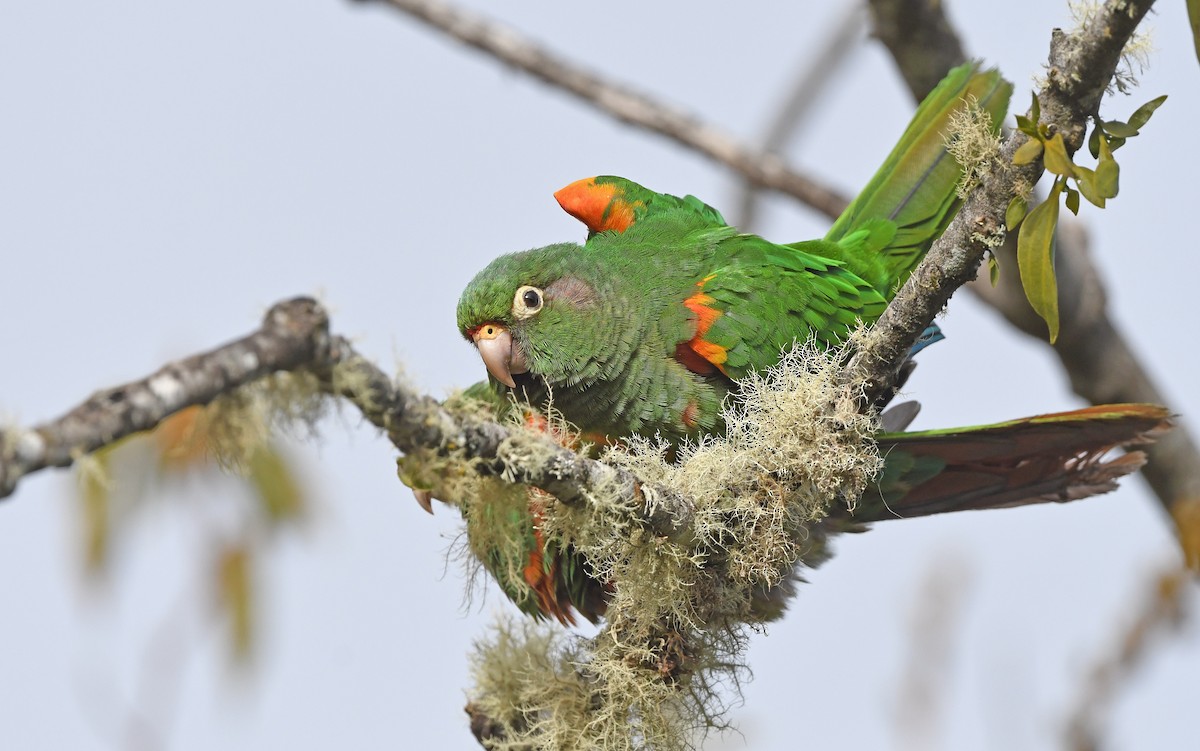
left=1101, top=119, right=1139, bottom=138
left=1171, top=497, right=1200, bottom=570
left=155, top=406, right=211, bottom=471
left=1095, top=133, right=1120, bottom=199
left=248, top=446, right=305, bottom=523
left=1042, top=132, right=1075, bottom=177
left=988, top=253, right=1001, bottom=287
left=1005, top=196, right=1028, bottom=230
left=217, top=543, right=254, bottom=661
left=78, top=448, right=115, bottom=574
left=1013, top=138, right=1044, bottom=166
left=1017, top=180, right=1062, bottom=343
left=1128, top=94, right=1167, bottom=129
left=1192, top=0, right=1200, bottom=65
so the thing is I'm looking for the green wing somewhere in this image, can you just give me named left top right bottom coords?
left=691, top=234, right=886, bottom=380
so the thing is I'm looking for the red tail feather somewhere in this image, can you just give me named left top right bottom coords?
left=855, top=404, right=1171, bottom=522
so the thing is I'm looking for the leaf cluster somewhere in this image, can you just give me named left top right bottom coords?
left=1006, top=93, right=1165, bottom=342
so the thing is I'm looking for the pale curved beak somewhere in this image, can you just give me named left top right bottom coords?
left=472, top=324, right=528, bottom=388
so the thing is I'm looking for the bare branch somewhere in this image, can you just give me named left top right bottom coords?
left=868, top=0, right=968, bottom=99
left=1064, top=566, right=1196, bottom=750
left=363, top=0, right=850, bottom=217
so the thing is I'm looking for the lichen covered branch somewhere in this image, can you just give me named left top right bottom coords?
left=0, top=298, right=331, bottom=498
left=847, top=0, right=1157, bottom=404
left=868, top=0, right=1199, bottom=539
left=0, top=298, right=693, bottom=539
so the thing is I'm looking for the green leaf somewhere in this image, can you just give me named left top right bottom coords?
left=1064, top=186, right=1080, bottom=216
left=1074, top=166, right=1107, bottom=209
left=1005, top=196, right=1028, bottom=230
left=1017, top=180, right=1062, bottom=343
left=1042, top=133, right=1075, bottom=177
left=1101, top=120, right=1140, bottom=138
left=217, top=543, right=254, bottom=661
left=1128, top=95, right=1167, bottom=129
left=1107, top=135, right=1128, bottom=152
left=988, top=253, right=1001, bottom=287
left=1013, top=138, right=1044, bottom=165
left=1029, top=90, right=1040, bottom=125
left=1095, top=133, right=1120, bottom=199
left=78, top=448, right=114, bottom=574
left=1015, top=114, right=1038, bottom=138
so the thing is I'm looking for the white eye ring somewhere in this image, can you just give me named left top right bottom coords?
left=513, top=285, right=544, bottom=319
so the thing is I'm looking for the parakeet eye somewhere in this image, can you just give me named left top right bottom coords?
left=513, top=285, right=544, bottom=318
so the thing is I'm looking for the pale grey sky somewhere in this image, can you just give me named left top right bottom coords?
left=1, top=2, right=1197, bottom=749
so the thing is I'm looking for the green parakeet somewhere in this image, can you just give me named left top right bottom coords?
left=446, top=63, right=1168, bottom=624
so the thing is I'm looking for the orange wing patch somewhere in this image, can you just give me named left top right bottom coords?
left=522, top=498, right=577, bottom=626
left=555, top=177, right=641, bottom=234
left=679, top=277, right=728, bottom=375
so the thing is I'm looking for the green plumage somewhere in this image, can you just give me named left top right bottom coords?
left=447, top=63, right=1164, bottom=624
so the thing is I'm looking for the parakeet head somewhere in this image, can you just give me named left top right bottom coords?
left=457, top=243, right=627, bottom=389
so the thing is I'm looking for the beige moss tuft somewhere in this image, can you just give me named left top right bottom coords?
left=944, top=95, right=1005, bottom=199
left=470, top=616, right=736, bottom=751
left=203, top=371, right=327, bottom=473
left=1063, top=0, right=1153, bottom=94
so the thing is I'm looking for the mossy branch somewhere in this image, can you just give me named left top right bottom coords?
left=871, top=0, right=1200, bottom=543
left=0, top=0, right=1165, bottom=609
left=0, top=297, right=695, bottom=541
left=846, top=0, right=1156, bottom=405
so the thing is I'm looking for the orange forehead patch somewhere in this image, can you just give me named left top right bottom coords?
left=554, top=177, right=640, bottom=234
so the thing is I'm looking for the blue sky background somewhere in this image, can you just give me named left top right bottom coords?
left=1, top=2, right=1197, bottom=749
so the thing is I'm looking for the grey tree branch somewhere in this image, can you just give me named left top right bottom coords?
left=362, top=0, right=850, bottom=218
left=868, top=0, right=968, bottom=100
left=867, top=0, right=1200, bottom=546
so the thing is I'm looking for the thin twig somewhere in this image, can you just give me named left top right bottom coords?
left=732, top=5, right=865, bottom=229
left=1063, top=566, right=1195, bottom=751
